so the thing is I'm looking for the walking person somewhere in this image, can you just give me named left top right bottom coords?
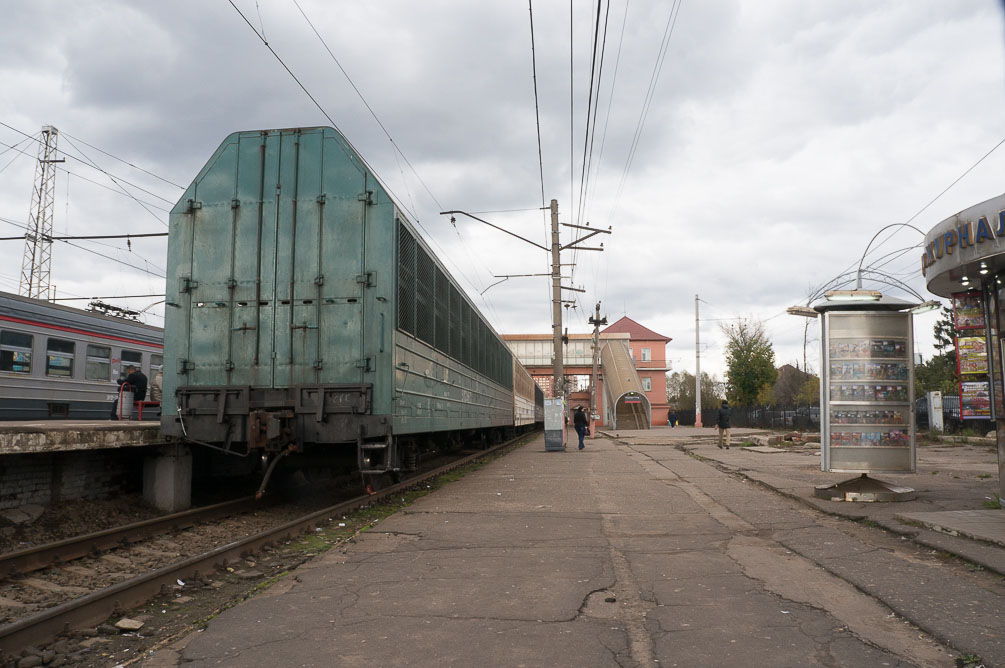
left=667, top=407, right=677, bottom=428
left=573, top=405, right=589, bottom=450
left=716, top=399, right=732, bottom=449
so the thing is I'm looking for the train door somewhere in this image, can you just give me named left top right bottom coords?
left=362, top=172, right=393, bottom=415
left=315, top=133, right=367, bottom=386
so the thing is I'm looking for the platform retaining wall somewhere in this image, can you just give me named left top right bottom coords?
left=0, top=450, right=145, bottom=510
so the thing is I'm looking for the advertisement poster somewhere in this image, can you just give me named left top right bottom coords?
left=953, top=292, right=986, bottom=330
left=957, top=337, right=989, bottom=375
left=960, top=380, right=992, bottom=419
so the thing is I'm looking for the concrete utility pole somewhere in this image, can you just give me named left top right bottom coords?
left=551, top=199, right=564, bottom=398
left=695, top=294, right=702, bottom=428
left=589, top=301, right=607, bottom=422
left=20, top=125, right=63, bottom=301
left=440, top=202, right=609, bottom=402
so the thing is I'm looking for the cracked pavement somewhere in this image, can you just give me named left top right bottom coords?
left=161, top=434, right=995, bottom=667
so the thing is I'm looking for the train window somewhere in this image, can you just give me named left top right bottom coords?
left=46, top=338, right=75, bottom=377
left=85, top=345, right=111, bottom=381
left=151, top=354, right=163, bottom=372
left=121, top=350, right=142, bottom=365
left=0, top=331, right=32, bottom=374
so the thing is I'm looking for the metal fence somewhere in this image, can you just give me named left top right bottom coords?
left=697, top=396, right=992, bottom=434
left=914, top=395, right=993, bottom=433
left=728, top=406, right=820, bottom=431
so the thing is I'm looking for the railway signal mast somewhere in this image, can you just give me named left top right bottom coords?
left=19, top=125, right=63, bottom=301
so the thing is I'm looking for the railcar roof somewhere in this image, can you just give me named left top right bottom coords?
left=0, top=290, right=163, bottom=344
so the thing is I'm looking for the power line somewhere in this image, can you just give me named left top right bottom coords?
left=810, top=133, right=1005, bottom=299
left=61, top=134, right=168, bottom=228
left=608, top=0, right=684, bottom=226
left=61, top=131, right=185, bottom=189
left=575, top=0, right=604, bottom=228
left=587, top=0, right=630, bottom=218
left=0, top=138, right=172, bottom=213
left=0, top=232, right=167, bottom=241
left=290, top=0, right=444, bottom=211
left=0, top=122, right=176, bottom=205
left=226, top=0, right=498, bottom=315
left=527, top=0, right=548, bottom=213
left=0, top=215, right=166, bottom=278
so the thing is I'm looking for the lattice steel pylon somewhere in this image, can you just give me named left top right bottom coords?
left=19, top=125, right=61, bottom=301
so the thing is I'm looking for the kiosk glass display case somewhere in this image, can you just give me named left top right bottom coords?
left=821, top=311, right=915, bottom=473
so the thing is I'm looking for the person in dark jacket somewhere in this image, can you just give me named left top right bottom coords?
left=573, top=405, right=589, bottom=450
left=716, top=399, right=732, bottom=449
left=110, top=365, right=148, bottom=419
left=667, top=407, right=677, bottom=428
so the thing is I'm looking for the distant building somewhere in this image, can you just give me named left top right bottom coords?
left=503, top=316, right=671, bottom=428
left=601, top=317, right=672, bottom=426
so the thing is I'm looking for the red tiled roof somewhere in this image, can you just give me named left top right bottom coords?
left=601, top=316, right=671, bottom=342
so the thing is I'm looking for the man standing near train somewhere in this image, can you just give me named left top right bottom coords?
left=110, top=365, right=148, bottom=420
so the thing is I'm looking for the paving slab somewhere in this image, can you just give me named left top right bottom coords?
left=155, top=432, right=994, bottom=667
left=897, top=509, right=1005, bottom=547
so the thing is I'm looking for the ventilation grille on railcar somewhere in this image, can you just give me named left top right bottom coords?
left=397, top=222, right=416, bottom=336
left=395, top=219, right=513, bottom=390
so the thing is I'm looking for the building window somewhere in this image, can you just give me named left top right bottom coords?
left=641, top=348, right=651, bottom=361
left=0, top=331, right=33, bottom=374
left=46, top=338, right=75, bottom=377
left=85, top=345, right=111, bottom=381
left=642, top=377, right=652, bottom=392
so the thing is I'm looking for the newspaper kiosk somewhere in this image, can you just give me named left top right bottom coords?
left=816, top=295, right=918, bottom=501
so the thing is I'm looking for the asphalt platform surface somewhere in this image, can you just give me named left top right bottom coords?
left=146, top=428, right=1005, bottom=668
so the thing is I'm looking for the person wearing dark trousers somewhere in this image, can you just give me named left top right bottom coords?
left=716, top=399, right=732, bottom=449
left=110, top=365, right=148, bottom=419
left=667, top=408, right=677, bottom=427
left=573, top=405, right=588, bottom=450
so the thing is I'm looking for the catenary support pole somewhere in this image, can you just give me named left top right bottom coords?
left=551, top=199, right=564, bottom=399
left=695, top=294, right=702, bottom=427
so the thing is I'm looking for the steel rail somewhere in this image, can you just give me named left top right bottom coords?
left=0, top=433, right=531, bottom=654
left=0, top=497, right=259, bottom=578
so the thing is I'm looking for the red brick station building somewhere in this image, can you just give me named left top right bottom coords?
left=503, top=316, right=671, bottom=429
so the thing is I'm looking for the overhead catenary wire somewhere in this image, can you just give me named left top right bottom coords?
left=290, top=0, right=444, bottom=212
left=0, top=121, right=177, bottom=205
left=61, top=134, right=168, bottom=228
left=0, top=139, right=172, bottom=213
left=575, top=0, right=605, bottom=229
left=0, top=215, right=166, bottom=278
left=61, top=131, right=185, bottom=190
left=226, top=0, right=498, bottom=315
left=809, top=133, right=1005, bottom=300
left=607, top=0, right=684, bottom=226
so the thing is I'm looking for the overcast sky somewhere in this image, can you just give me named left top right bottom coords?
left=2, top=1, right=1004, bottom=380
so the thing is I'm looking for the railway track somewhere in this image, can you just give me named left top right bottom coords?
left=0, top=434, right=528, bottom=655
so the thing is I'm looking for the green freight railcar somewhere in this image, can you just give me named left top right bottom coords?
left=162, top=127, right=517, bottom=479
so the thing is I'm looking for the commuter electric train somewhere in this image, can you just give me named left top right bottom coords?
left=161, top=127, right=543, bottom=484
left=0, top=291, right=163, bottom=420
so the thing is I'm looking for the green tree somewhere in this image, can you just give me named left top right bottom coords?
left=665, top=371, right=723, bottom=411
left=756, top=382, right=775, bottom=407
left=721, top=320, right=778, bottom=406
left=796, top=376, right=820, bottom=405
left=916, top=304, right=958, bottom=396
